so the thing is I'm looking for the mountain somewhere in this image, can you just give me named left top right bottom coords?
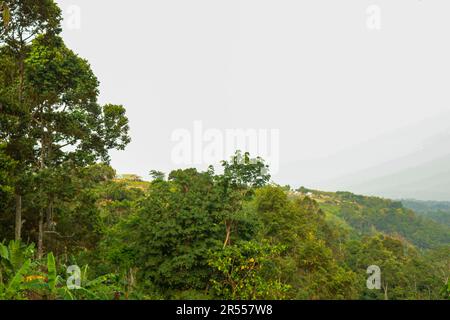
left=319, top=125, right=450, bottom=201
left=325, top=152, right=450, bottom=201
left=295, top=188, right=450, bottom=249
left=402, top=199, right=450, bottom=227
left=276, top=112, right=450, bottom=201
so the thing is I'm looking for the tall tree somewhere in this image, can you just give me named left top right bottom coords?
left=23, top=34, right=130, bottom=258
left=0, top=0, right=61, bottom=240
left=1, top=1, right=130, bottom=254
left=215, top=151, right=270, bottom=248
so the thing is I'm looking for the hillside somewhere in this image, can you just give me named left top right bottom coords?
left=402, top=199, right=450, bottom=227
left=331, top=153, right=450, bottom=201
left=1, top=159, right=449, bottom=300
left=295, top=187, right=450, bottom=249
left=1, top=0, right=449, bottom=302
left=276, top=114, right=450, bottom=202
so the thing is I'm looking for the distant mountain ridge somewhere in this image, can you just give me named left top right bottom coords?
left=296, top=188, right=450, bottom=249
left=277, top=112, right=450, bottom=201
left=402, top=199, right=450, bottom=227
left=326, top=152, right=450, bottom=201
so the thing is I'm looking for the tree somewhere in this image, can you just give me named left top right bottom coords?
left=124, top=168, right=224, bottom=296
left=1, top=3, right=130, bottom=254
left=22, top=34, right=129, bottom=258
left=208, top=240, right=289, bottom=299
left=253, top=186, right=359, bottom=299
left=347, top=234, right=427, bottom=300
left=149, top=170, right=165, bottom=181
left=0, top=144, right=16, bottom=238
left=0, top=0, right=62, bottom=240
left=215, top=151, right=270, bottom=248
left=443, top=279, right=450, bottom=300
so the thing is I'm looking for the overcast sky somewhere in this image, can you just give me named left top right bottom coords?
left=55, top=0, right=450, bottom=190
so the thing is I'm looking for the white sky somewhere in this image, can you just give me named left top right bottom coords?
left=56, top=0, right=450, bottom=187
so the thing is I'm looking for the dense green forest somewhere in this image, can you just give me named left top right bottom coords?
left=402, top=199, right=450, bottom=227
left=0, top=1, right=449, bottom=300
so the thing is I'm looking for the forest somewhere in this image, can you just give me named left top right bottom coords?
left=402, top=199, right=450, bottom=227
left=0, top=1, right=449, bottom=300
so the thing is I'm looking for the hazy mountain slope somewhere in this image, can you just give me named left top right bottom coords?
left=402, top=199, right=450, bottom=227
left=335, top=153, right=450, bottom=201
left=276, top=113, right=450, bottom=201
left=297, top=188, right=450, bottom=249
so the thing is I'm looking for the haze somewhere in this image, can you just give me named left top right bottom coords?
left=55, top=0, right=450, bottom=200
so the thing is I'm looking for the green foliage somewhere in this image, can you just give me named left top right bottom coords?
left=128, top=168, right=224, bottom=294
left=208, top=241, right=290, bottom=300
left=254, top=186, right=358, bottom=299
left=23, top=34, right=130, bottom=166
left=0, top=0, right=129, bottom=265
left=0, top=240, right=123, bottom=300
left=402, top=199, right=450, bottom=227
left=220, top=151, right=271, bottom=189
left=59, top=265, right=120, bottom=300
left=1, top=151, right=449, bottom=300
left=0, top=0, right=448, bottom=300
left=0, top=240, right=34, bottom=273
left=1, top=259, right=31, bottom=299
left=0, top=2, right=10, bottom=28
left=149, top=170, right=165, bottom=181
left=0, top=0, right=61, bottom=48
left=443, top=279, right=450, bottom=300
left=0, top=144, right=15, bottom=195
left=0, top=241, right=33, bottom=299
left=46, top=252, right=57, bottom=293
left=318, top=192, right=450, bottom=249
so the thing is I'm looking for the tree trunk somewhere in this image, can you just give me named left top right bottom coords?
left=14, top=48, right=25, bottom=242
left=18, top=51, right=25, bottom=102
left=223, top=221, right=231, bottom=248
left=37, top=124, right=48, bottom=259
left=14, top=194, right=22, bottom=241
left=383, top=283, right=388, bottom=300
left=46, top=200, right=54, bottom=230
left=37, top=209, right=44, bottom=259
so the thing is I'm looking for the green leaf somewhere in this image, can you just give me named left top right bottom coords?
left=6, top=259, right=31, bottom=298
left=59, top=287, right=75, bottom=300
left=0, top=243, right=8, bottom=260
left=1, top=2, right=10, bottom=28
left=78, top=286, right=100, bottom=300
left=47, top=252, right=57, bottom=292
left=86, top=274, right=111, bottom=288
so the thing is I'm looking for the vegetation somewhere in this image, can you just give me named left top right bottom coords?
left=0, top=0, right=448, bottom=300
left=402, top=199, right=450, bottom=227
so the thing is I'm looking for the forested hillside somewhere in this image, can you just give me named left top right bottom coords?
left=0, top=1, right=449, bottom=300
left=0, top=154, right=449, bottom=300
left=402, top=199, right=450, bottom=227
left=304, top=189, right=450, bottom=249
